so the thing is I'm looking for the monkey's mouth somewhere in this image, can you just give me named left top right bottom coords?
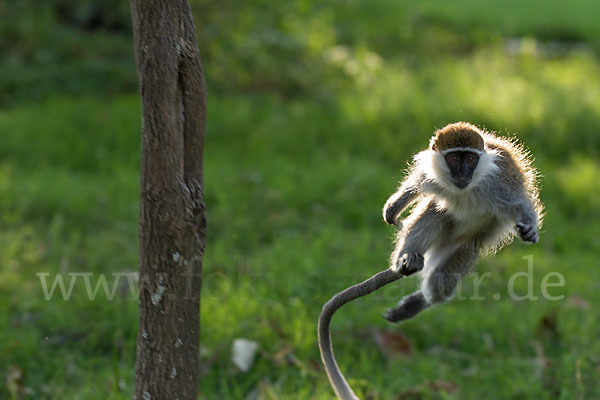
left=452, top=179, right=470, bottom=189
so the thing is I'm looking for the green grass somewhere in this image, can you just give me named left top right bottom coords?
left=1, top=0, right=600, bottom=399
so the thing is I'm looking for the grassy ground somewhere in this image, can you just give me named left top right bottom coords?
left=1, top=1, right=599, bottom=399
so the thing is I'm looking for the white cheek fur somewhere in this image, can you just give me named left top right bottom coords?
left=470, top=150, right=499, bottom=187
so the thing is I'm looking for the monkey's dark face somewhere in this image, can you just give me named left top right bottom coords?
left=444, top=151, right=480, bottom=189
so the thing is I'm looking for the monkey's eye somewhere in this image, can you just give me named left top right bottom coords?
left=465, top=154, right=475, bottom=163
left=447, top=154, right=459, bottom=163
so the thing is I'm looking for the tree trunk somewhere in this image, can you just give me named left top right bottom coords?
left=130, top=1, right=207, bottom=399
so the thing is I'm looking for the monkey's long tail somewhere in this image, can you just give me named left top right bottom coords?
left=318, top=268, right=403, bottom=400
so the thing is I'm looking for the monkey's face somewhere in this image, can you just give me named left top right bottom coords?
left=444, top=151, right=480, bottom=189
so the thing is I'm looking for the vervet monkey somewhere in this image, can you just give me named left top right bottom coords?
left=318, top=122, right=543, bottom=400
left=383, top=121, right=543, bottom=321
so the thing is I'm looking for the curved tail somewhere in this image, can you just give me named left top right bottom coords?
left=317, top=268, right=403, bottom=400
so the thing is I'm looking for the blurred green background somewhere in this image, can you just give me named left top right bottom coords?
left=1, top=0, right=599, bottom=399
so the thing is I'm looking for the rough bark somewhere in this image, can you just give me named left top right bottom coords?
left=130, top=0, right=207, bottom=399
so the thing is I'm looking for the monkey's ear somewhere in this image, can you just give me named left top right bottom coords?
left=429, top=134, right=440, bottom=151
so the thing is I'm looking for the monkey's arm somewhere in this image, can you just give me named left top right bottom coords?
left=512, top=195, right=540, bottom=243
left=382, top=173, right=423, bottom=225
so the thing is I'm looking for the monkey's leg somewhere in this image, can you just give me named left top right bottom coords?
left=385, top=244, right=478, bottom=323
left=390, top=203, right=444, bottom=276
left=383, top=291, right=427, bottom=322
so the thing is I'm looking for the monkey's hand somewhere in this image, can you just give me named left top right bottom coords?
left=391, top=252, right=424, bottom=276
left=516, top=222, right=539, bottom=243
left=383, top=187, right=419, bottom=226
left=383, top=205, right=400, bottom=226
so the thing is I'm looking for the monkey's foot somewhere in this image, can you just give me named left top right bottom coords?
left=393, top=252, right=424, bottom=276
left=516, top=222, right=539, bottom=243
left=383, top=292, right=427, bottom=323
left=382, top=307, right=406, bottom=323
